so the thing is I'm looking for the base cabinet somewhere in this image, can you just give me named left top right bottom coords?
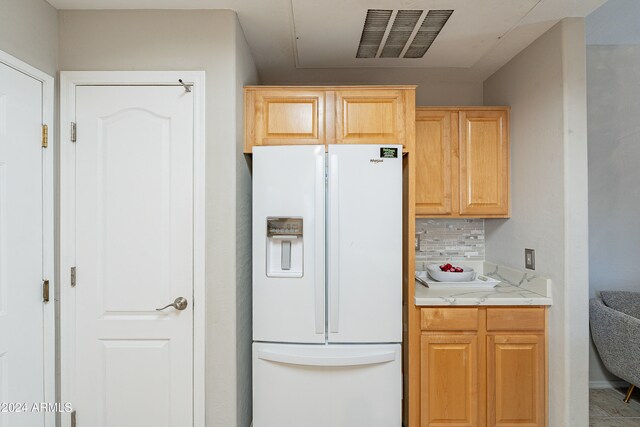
left=487, top=334, right=545, bottom=427
left=420, top=307, right=547, bottom=427
left=421, top=334, right=478, bottom=427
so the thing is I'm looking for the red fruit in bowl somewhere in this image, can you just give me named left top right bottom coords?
left=440, top=263, right=452, bottom=272
left=454, top=267, right=463, bottom=273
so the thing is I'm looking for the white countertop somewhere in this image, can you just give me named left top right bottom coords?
left=414, top=262, right=553, bottom=306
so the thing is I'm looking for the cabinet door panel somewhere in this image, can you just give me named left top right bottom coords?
left=421, top=334, right=478, bottom=427
left=336, top=90, right=405, bottom=146
left=415, top=111, right=452, bottom=215
left=487, top=334, right=545, bottom=427
left=252, top=90, right=325, bottom=146
left=459, top=111, right=509, bottom=215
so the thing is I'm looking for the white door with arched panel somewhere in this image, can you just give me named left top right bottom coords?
left=61, top=73, right=205, bottom=427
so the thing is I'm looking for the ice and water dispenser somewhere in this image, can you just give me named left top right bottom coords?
left=266, top=217, right=304, bottom=278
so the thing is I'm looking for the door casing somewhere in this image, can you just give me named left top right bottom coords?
left=59, top=71, right=205, bottom=427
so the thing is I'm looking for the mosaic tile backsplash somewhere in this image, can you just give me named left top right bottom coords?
left=415, top=219, right=485, bottom=269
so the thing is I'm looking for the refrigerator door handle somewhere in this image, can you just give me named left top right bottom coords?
left=328, top=153, right=340, bottom=333
left=314, top=152, right=325, bottom=334
left=257, top=350, right=396, bottom=367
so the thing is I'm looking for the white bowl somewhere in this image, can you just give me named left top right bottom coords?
left=426, top=264, right=475, bottom=282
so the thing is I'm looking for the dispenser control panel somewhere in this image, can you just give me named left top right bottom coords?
left=267, top=217, right=303, bottom=237
left=266, top=217, right=304, bottom=278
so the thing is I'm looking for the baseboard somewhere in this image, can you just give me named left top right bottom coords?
left=590, top=380, right=629, bottom=389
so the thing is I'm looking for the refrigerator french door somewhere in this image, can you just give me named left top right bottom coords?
left=252, top=145, right=402, bottom=427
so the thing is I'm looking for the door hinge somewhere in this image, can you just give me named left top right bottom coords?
left=42, top=279, right=50, bottom=303
left=70, top=267, right=77, bottom=287
left=71, top=122, right=77, bottom=143
left=41, top=124, right=48, bottom=148
left=71, top=410, right=77, bottom=427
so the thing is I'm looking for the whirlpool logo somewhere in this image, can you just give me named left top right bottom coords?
left=370, top=159, right=384, bottom=163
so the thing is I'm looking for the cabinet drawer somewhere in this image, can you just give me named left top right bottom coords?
left=486, top=307, right=545, bottom=331
left=421, top=308, right=479, bottom=331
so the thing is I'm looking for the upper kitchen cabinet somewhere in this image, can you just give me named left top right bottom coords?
left=459, top=110, right=510, bottom=216
left=415, top=107, right=510, bottom=218
left=244, top=88, right=327, bottom=151
left=335, top=88, right=415, bottom=149
left=244, top=86, right=416, bottom=153
left=415, top=110, right=454, bottom=215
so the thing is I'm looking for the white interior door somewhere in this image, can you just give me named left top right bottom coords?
left=72, top=85, right=194, bottom=427
left=0, top=61, right=50, bottom=427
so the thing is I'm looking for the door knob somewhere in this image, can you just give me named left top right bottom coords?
left=156, top=297, right=188, bottom=311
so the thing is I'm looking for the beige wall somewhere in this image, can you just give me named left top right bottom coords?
left=261, top=68, right=483, bottom=105
left=234, top=14, right=258, bottom=427
left=0, top=0, right=57, bottom=75
left=484, top=19, right=589, bottom=426
left=59, top=10, right=258, bottom=426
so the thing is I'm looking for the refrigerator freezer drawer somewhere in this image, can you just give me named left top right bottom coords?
left=253, top=343, right=402, bottom=427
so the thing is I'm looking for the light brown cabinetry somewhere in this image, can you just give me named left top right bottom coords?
left=415, top=110, right=453, bottom=215
left=335, top=89, right=409, bottom=146
left=421, top=334, right=479, bottom=427
left=244, top=89, right=327, bottom=148
left=415, top=107, right=510, bottom=218
left=244, top=86, right=416, bottom=152
left=419, top=306, right=547, bottom=427
left=485, top=307, right=546, bottom=427
left=420, top=307, right=480, bottom=427
left=487, top=334, right=545, bottom=427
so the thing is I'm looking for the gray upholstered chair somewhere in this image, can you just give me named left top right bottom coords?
left=590, top=291, right=640, bottom=403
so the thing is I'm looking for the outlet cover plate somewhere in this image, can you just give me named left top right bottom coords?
left=525, top=248, right=535, bottom=270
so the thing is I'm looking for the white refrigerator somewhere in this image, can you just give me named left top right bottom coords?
left=252, top=145, right=402, bottom=427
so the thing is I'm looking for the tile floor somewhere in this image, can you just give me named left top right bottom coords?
left=590, top=387, right=640, bottom=426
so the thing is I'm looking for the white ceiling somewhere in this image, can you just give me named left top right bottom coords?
left=47, top=0, right=608, bottom=83
left=293, top=0, right=539, bottom=68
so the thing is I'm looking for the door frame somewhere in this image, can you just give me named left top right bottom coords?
left=0, top=49, right=55, bottom=427
left=59, top=71, right=206, bottom=427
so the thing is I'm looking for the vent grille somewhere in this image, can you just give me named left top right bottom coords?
left=380, top=10, right=423, bottom=58
left=356, top=9, right=453, bottom=59
left=356, top=9, right=393, bottom=58
left=404, top=10, right=453, bottom=58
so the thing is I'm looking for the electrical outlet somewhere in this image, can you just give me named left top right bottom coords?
left=525, top=248, right=535, bottom=270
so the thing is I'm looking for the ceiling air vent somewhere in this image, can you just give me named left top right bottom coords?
left=380, top=10, right=423, bottom=58
left=404, top=10, right=453, bottom=58
left=356, top=9, right=453, bottom=59
left=356, top=9, right=393, bottom=58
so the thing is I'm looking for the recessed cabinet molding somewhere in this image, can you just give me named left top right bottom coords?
left=244, top=86, right=416, bottom=152
left=416, top=107, right=510, bottom=218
